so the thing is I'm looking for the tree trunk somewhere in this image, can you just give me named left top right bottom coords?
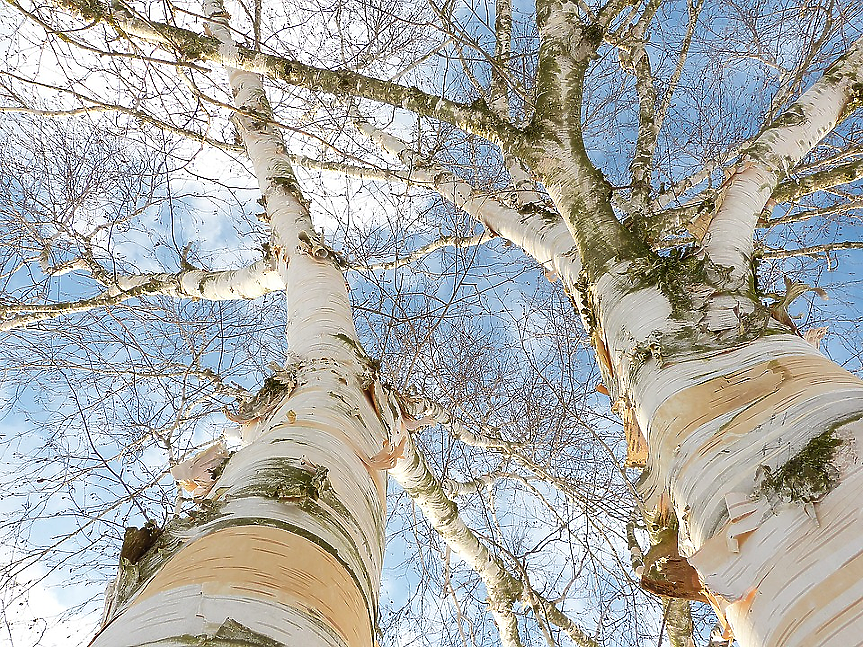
left=88, top=4, right=389, bottom=645
left=634, top=332, right=863, bottom=647
left=517, top=14, right=863, bottom=644
left=588, top=257, right=863, bottom=646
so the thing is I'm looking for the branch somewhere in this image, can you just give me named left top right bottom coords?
left=388, top=424, right=598, bottom=647
left=441, top=472, right=507, bottom=498
left=616, top=0, right=661, bottom=210
left=400, top=395, right=525, bottom=452
left=597, top=0, right=640, bottom=28
left=760, top=241, right=863, bottom=261
left=764, top=198, right=863, bottom=227
left=627, top=0, right=703, bottom=216
left=487, top=0, right=548, bottom=209
left=651, top=145, right=746, bottom=211
left=771, top=156, right=863, bottom=204
left=654, top=0, right=702, bottom=137
left=0, top=259, right=284, bottom=332
left=530, top=2, right=643, bottom=277
left=290, top=154, right=413, bottom=184
left=0, top=282, right=155, bottom=332
left=703, top=34, right=863, bottom=277
left=352, top=115, right=583, bottom=283
left=46, top=0, right=523, bottom=145
left=490, top=0, right=513, bottom=119
left=359, top=232, right=497, bottom=271
left=389, top=430, right=523, bottom=647
left=637, top=191, right=718, bottom=243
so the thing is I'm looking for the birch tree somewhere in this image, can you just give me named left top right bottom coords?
left=2, top=0, right=863, bottom=646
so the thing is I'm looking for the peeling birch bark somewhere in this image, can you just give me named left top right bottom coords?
left=622, top=329, right=863, bottom=646
left=90, top=3, right=388, bottom=645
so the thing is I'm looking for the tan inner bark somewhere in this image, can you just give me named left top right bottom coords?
left=133, top=525, right=372, bottom=647
left=651, top=355, right=863, bottom=463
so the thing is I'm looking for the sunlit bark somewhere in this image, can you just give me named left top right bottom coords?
left=89, top=4, right=387, bottom=645
left=11, top=0, right=863, bottom=645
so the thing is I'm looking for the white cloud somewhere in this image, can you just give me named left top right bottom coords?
left=0, top=551, right=100, bottom=647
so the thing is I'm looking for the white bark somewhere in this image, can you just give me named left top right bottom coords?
left=91, top=5, right=388, bottom=645
left=110, top=259, right=284, bottom=301
left=592, top=255, right=863, bottom=646
left=389, top=428, right=524, bottom=647
left=0, top=259, right=283, bottom=332
left=636, top=335, right=863, bottom=646
left=355, top=118, right=583, bottom=286
left=705, top=35, right=863, bottom=277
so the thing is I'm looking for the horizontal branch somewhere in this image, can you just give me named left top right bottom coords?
left=0, top=259, right=283, bottom=331
left=760, top=240, right=863, bottom=260
left=290, top=154, right=412, bottom=185
left=0, top=282, right=154, bottom=332
left=771, top=156, right=863, bottom=204
left=764, top=197, right=863, bottom=227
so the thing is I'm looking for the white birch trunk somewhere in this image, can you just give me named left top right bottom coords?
left=521, top=19, right=863, bottom=643
left=90, top=6, right=388, bottom=646
left=590, top=263, right=863, bottom=646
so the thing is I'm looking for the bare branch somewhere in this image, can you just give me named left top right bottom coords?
left=760, top=240, right=863, bottom=261
left=772, top=156, right=863, bottom=204
left=389, top=420, right=598, bottom=647
left=360, top=232, right=497, bottom=271
left=45, top=0, right=524, bottom=145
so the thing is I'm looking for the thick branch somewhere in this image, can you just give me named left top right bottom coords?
left=353, top=116, right=584, bottom=284
left=703, top=35, right=863, bottom=277
left=771, top=156, right=863, bottom=204
left=47, top=0, right=522, bottom=145
left=530, top=4, right=645, bottom=277
left=290, top=154, right=412, bottom=185
left=0, top=259, right=283, bottom=332
left=203, top=0, right=368, bottom=366
left=760, top=240, right=863, bottom=260
left=389, top=427, right=598, bottom=647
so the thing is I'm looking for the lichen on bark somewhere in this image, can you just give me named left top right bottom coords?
left=756, top=429, right=845, bottom=504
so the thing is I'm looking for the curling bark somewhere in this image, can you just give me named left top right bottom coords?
left=89, top=4, right=388, bottom=646
left=546, top=34, right=863, bottom=647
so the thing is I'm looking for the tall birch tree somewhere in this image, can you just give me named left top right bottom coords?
left=2, top=0, right=863, bottom=646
